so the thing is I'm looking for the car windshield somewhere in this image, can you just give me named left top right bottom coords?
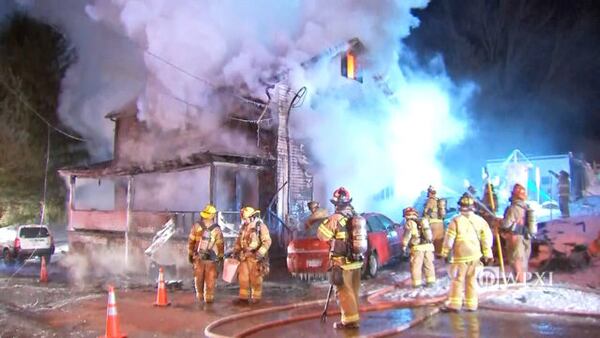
left=19, top=227, right=49, bottom=238
left=377, top=215, right=395, bottom=229
left=366, top=215, right=386, bottom=232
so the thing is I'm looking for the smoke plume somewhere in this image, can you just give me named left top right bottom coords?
left=15, top=0, right=477, bottom=215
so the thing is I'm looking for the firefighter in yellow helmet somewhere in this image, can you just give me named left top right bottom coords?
left=500, top=183, right=535, bottom=283
left=317, top=187, right=362, bottom=329
left=402, top=207, right=436, bottom=288
left=423, top=185, right=446, bottom=255
left=440, top=193, right=493, bottom=312
left=232, top=206, right=271, bottom=305
left=188, top=204, right=224, bottom=304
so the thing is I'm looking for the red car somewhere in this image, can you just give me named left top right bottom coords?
left=286, top=212, right=404, bottom=279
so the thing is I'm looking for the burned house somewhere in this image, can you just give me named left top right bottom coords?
left=58, top=39, right=364, bottom=275
left=58, top=88, right=315, bottom=273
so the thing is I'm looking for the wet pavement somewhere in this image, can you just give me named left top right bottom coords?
left=1, top=256, right=600, bottom=337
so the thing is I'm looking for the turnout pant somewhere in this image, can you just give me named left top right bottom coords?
left=335, top=268, right=361, bottom=325
left=447, top=260, right=481, bottom=311
left=410, top=250, right=436, bottom=287
left=238, top=257, right=263, bottom=301
left=506, top=234, right=531, bottom=283
left=193, top=259, right=217, bottom=302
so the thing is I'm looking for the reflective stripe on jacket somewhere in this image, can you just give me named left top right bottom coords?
left=441, top=212, right=493, bottom=263
left=318, top=213, right=363, bottom=270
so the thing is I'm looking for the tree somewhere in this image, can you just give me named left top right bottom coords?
left=0, top=13, right=86, bottom=226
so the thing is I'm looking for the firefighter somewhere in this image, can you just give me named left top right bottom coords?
left=402, top=207, right=436, bottom=288
left=232, top=206, right=271, bottom=305
left=317, top=187, right=362, bottom=329
left=423, top=185, right=446, bottom=255
left=500, top=183, right=534, bottom=284
left=188, top=204, right=224, bottom=304
left=549, top=170, right=570, bottom=218
left=305, top=201, right=329, bottom=229
left=439, top=193, right=493, bottom=312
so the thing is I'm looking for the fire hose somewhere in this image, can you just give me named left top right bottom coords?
left=205, top=271, right=600, bottom=337
left=205, top=275, right=447, bottom=338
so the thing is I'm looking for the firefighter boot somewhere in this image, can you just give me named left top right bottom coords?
left=333, top=321, right=360, bottom=329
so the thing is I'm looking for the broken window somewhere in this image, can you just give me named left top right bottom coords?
left=73, top=177, right=116, bottom=211
left=214, top=165, right=259, bottom=212
left=133, top=167, right=211, bottom=212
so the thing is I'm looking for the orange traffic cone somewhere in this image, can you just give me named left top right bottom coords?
left=154, top=267, right=171, bottom=307
left=99, top=286, right=126, bottom=338
left=39, top=256, right=48, bottom=283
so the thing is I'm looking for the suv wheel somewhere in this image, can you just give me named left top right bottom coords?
left=367, top=251, right=379, bottom=278
left=3, top=249, right=14, bottom=266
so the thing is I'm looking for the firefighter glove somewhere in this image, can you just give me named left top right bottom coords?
left=188, top=254, right=194, bottom=264
left=481, top=257, right=494, bottom=266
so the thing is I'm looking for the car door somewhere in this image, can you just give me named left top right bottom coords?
left=365, top=215, right=391, bottom=265
left=377, top=215, right=401, bottom=257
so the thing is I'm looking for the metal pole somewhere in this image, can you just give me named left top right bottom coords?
left=125, top=176, right=134, bottom=270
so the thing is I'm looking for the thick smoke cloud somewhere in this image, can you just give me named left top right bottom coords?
left=14, top=0, right=479, bottom=215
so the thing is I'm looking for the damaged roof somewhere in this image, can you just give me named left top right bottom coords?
left=59, top=151, right=275, bottom=178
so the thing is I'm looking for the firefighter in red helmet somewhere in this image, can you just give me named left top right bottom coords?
left=500, top=184, right=535, bottom=284
left=317, top=187, right=363, bottom=329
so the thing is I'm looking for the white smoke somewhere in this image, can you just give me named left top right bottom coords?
left=17, top=0, right=473, bottom=215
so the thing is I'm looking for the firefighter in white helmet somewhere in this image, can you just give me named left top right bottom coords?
left=317, top=187, right=364, bottom=329
left=440, top=193, right=493, bottom=312
left=188, top=204, right=224, bottom=304
left=402, top=207, right=436, bottom=288
left=232, top=206, right=271, bottom=305
left=422, top=185, right=446, bottom=255
left=500, top=183, right=535, bottom=283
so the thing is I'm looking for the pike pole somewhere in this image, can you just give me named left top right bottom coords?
left=467, top=185, right=507, bottom=286
left=485, top=182, right=507, bottom=286
left=321, top=284, right=334, bottom=323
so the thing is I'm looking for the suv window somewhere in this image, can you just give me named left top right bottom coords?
left=366, top=215, right=386, bottom=233
left=377, top=215, right=395, bottom=230
left=19, top=227, right=49, bottom=238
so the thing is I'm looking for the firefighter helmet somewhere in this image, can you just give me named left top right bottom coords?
left=240, top=206, right=260, bottom=219
left=511, top=183, right=527, bottom=201
left=200, top=204, right=217, bottom=219
left=307, top=201, right=320, bottom=211
left=330, top=187, right=352, bottom=205
left=427, top=185, right=436, bottom=197
left=458, top=193, right=475, bottom=211
left=403, top=207, right=418, bottom=218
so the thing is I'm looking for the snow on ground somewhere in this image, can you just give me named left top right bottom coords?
left=376, top=276, right=450, bottom=302
left=481, top=287, right=600, bottom=315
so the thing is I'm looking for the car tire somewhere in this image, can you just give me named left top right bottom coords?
left=3, top=249, right=14, bottom=266
left=367, top=251, right=379, bottom=278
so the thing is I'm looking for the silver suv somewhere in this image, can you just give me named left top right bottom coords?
left=0, top=224, right=55, bottom=265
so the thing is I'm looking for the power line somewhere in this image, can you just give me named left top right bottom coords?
left=0, top=74, right=85, bottom=142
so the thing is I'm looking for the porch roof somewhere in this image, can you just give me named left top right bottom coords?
left=58, top=151, right=274, bottom=178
